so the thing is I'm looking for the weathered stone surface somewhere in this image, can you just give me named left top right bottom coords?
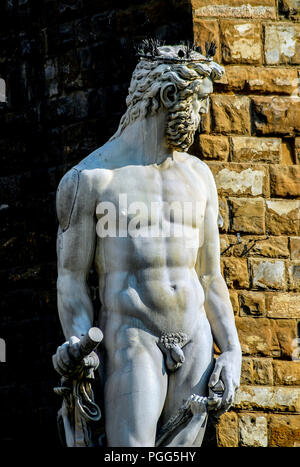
left=266, top=293, right=300, bottom=318
left=235, top=317, right=279, bottom=356
left=264, top=23, right=300, bottom=65
left=211, top=95, right=251, bottom=134
left=269, top=415, right=300, bottom=447
left=197, top=134, right=229, bottom=161
left=193, top=19, right=220, bottom=62
left=192, top=0, right=276, bottom=19
left=208, top=163, right=268, bottom=197
left=266, top=199, right=300, bottom=235
left=222, top=257, right=249, bottom=289
left=281, top=140, right=294, bottom=165
left=271, top=319, right=298, bottom=358
left=295, top=137, right=300, bottom=164
left=241, top=357, right=253, bottom=384
left=279, top=0, right=300, bottom=19
left=220, top=235, right=289, bottom=258
left=229, top=290, right=240, bottom=315
left=231, top=136, right=281, bottom=164
left=229, top=198, right=265, bottom=234
left=273, top=360, right=300, bottom=385
left=270, top=166, right=300, bottom=197
left=252, top=97, right=300, bottom=136
left=290, top=236, right=300, bottom=260
left=234, top=385, right=300, bottom=411
left=239, top=413, right=268, bottom=447
left=218, top=197, right=229, bottom=232
left=253, top=358, right=273, bottom=385
left=220, top=20, right=262, bottom=64
left=216, top=412, right=239, bottom=447
left=239, top=291, right=266, bottom=316
left=246, top=236, right=289, bottom=258
left=288, top=261, right=300, bottom=291
left=215, top=66, right=299, bottom=96
left=251, top=259, right=286, bottom=290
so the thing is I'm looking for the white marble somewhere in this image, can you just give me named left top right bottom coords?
left=53, top=44, right=242, bottom=447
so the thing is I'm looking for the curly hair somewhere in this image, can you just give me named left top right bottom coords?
left=110, top=46, right=224, bottom=143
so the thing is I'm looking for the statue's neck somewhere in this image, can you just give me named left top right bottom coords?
left=116, top=112, right=174, bottom=165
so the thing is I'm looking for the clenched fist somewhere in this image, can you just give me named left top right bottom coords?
left=52, top=336, right=99, bottom=378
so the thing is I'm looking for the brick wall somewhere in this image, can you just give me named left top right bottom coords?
left=190, top=0, right=300, bottom=447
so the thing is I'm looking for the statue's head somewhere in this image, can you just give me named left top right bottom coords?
left=112, top=42, right=224, bottom=151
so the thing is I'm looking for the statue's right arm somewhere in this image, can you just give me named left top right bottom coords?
left=56, top=167, right=96, bottom=341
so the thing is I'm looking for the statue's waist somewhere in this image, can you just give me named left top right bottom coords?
left=99, top=277, right=205, bottom=337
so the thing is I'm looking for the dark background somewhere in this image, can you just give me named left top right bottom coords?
left=0, top=0, right=210, bottom=446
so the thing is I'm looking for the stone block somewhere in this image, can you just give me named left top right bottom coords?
left=231, top=136, right=281, bottom=164
left=295, top=137, right=300, bottom=164
left=192, top=0, right=276, bottom=19
left=211, top=95, right=251, bottom=135
left=220, top=235, right=289, bottom=258
left=235, top=317, right=279, bottom=356
left=246, top=236, right=289, bottom=258
left=229, top=198, right=265, bottom=234
left=216, top=411, right=238, bottom=447
left=220, top=20, right=262, bottom=64
left=264, top=23, right=300, bottom=65
left=271, top=319, right=298, bottom=358
left=269, top=415, right=300, bottom=447
left=208, top=163, right=268, bottom=197
left=198, top=134, right=229, bottom=161
left=239, top=291, right=266, bottom=316
left=252, top=96, right=300, bottom=136
left=288, top=261, right=300, bottom=291
left=199, top=108, right=210, bottom=134
left=266, top=199, right=300, bottom=235
left=239, top=413, right=268, bottom=447
left=290, top=236, right=300, bottom=260
left=270, top=166, right=300, bottom=197
left=234, top=385, right=300, bottom=412
left=250, top=259, right=286, bottom=290
left=222, top=257, right=249, bottom=289
left=273, top=360, right=300, bottom=385
left=241, top=357, right=253, bottom=384
left=266, top=292, right=300, bottom=318
left=216, top=66, right=298, bottom=96
left=218, top=197, right=229, bottom=232
left=229, top=290, right=240, bottom=315
left=193, top=19, right=220, bottom=62
left=281, top=140, right=295, bottom=165
left=253, top=358, right=273, bottom=385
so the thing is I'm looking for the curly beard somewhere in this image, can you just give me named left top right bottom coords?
left=165, top=101, right=200, bottom=152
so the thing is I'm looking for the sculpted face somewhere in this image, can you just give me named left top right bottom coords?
left=166, top=76, right=214, bottom=152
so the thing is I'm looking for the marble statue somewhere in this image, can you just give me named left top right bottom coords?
left=52, top=41, right=242, bottom=447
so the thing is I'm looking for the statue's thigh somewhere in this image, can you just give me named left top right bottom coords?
left=104, top=335, right=168, bottom=447
left=162, top=329, right=214, bottom=425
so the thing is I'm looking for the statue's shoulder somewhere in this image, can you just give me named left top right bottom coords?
left=56, top=147, right=110, bottom=229
left=179, top=152, right=215, bottom=182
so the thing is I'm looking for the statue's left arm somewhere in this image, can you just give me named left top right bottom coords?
left=196, top=163, right=242, bottom=413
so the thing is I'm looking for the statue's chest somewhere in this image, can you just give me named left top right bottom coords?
left=97, top=164, right=206, bottom=230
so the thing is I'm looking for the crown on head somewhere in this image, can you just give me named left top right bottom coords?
left=135, top=38, right=217, bottom=63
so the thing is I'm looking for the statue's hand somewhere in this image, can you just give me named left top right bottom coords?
left=207, top=349, right=241, bottom=415
left=188, top=394, right=207, bottom=415
left=52, top=336, right=99, bottom=378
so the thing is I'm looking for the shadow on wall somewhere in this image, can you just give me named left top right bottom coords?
left=0, top=0, right=196, bottom=446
